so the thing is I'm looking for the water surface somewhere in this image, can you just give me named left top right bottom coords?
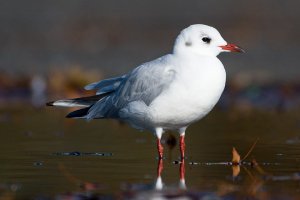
left=1, top=107, right=300, bottom=199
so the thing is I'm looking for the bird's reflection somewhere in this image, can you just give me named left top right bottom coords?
left=54, top=157, right=300, bottom=200
left=155, top=158, right=164, bottom=190
left=179, top=159, right=187, bottom=190
left=154, top=158, right=186, bottom=191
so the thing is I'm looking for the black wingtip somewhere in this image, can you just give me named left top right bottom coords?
left=65, top=107, right=90, bottom=118
left=46, top=101, right=55, bottom=106
left=65, top=114, right=72, bottom=118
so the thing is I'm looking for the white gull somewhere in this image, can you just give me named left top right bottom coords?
left=47, top=24, right=244, bottom=159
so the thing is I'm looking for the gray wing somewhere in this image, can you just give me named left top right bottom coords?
left=84, top=75, right=126, bottom=95
left=87, top=55, right=176, bottom=119
left=116, top=56, right=176, bottom=106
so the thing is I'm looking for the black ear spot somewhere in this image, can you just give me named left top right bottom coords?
left=185, top=41, right=192, bottom=46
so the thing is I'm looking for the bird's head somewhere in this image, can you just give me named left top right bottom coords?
left=173, top=24, right=245, bottom=57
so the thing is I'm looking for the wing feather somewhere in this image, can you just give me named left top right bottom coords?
left=116, top=55, right=176, bottom=106
left=87, top=55, right=176, bottom=119
left=84, top=75, right=126, bottom=94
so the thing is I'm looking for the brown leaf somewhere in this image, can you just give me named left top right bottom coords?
left=232, top=147, right=241, bottom=164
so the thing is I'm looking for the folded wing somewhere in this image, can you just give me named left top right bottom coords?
left=86, top=55, right=176, bottom=119
left=47, top=55, right=176, bottom=120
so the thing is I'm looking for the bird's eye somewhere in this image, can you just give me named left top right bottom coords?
left=202, top=37, right=211, bottom=43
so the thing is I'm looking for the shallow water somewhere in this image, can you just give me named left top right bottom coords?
left=1, top=107, right=300, bottom=199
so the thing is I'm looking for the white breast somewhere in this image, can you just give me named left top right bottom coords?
left=149, top=56, right=226, bottom=129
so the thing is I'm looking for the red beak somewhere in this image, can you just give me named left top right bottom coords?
left=219, top=44, right=245, bottom=53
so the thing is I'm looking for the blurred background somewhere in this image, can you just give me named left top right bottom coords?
left=0, top=0, right=300, bottom=111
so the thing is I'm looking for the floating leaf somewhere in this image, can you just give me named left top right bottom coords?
left=232, top=147, right=241, bottom=165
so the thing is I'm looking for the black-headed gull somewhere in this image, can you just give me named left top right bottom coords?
left=47, top=24, right=244, bottom=159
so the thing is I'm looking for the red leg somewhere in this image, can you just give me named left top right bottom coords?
left=157, top=158, right=164, bottom=177
left=157, top=138, right=164, bottom=159
left=180, top=135, right=185, bottom=159
left=179, top=159, right=185, bottom=180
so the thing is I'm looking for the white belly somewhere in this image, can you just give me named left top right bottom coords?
left=148, top=57, right=226, bottom=129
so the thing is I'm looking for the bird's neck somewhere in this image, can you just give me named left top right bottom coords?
left=173, top=46, right=219, bottom=58
left=172, top=50, right=216, bottom=62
